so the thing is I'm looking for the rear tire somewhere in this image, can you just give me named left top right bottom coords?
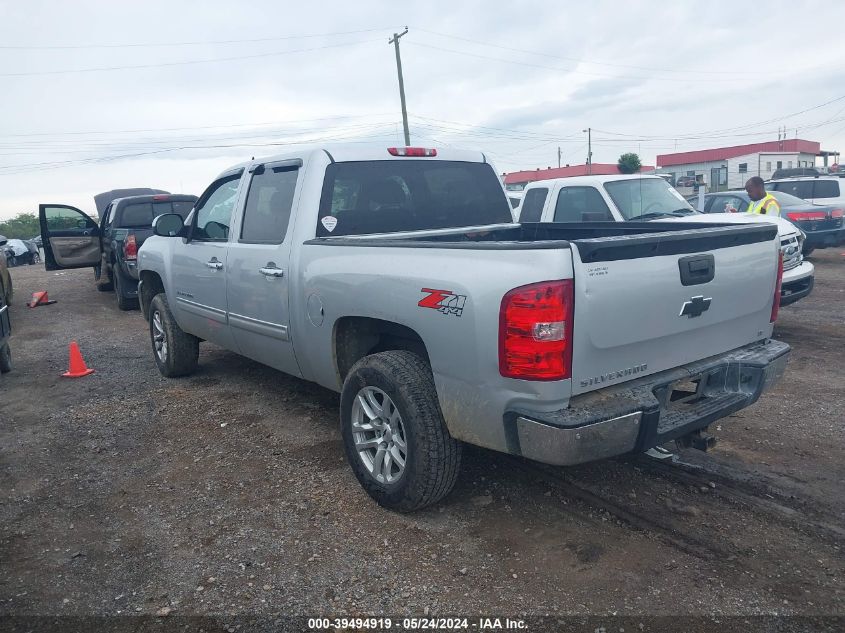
left=149, top=293, right=199, bottom=377
left=114, top=267, right=139, bottom=311
left=340, top=350, right=462, bottom=512
left=0, top=343, right=11, bottom=374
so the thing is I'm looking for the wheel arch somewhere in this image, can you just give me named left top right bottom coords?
left=138, top=270, right=165, bottom=321
left=333, top=317, right=430, bottom=384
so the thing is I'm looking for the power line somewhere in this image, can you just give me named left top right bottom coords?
left=405, top=41, right=748, bottom=83
left=0, top=27, right=396, bottom=50
left=592, top=94, right=845, bottom=140
left=413, top=27, right=787, bottom=77
left=0, top=38, right=379, bottom=77
left=0, top=113, right=395, bottom=139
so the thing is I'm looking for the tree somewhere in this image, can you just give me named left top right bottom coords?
left=0, top=213, right=40, bottom=239
left=617, top=153, right=642, bottom=174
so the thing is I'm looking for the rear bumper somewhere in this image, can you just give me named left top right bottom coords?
left=804, top=227, right=845, bottom=248
left=506, top=339, right=790, bottom=466
left=122, top=259, right=140, bottom=281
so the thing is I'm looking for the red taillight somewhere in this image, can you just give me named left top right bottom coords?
left=499, top=280, right=574, bottom=381
left=152, top=194, right=170, bottom=201
left=771, top=252, right=783, bottom=323
left=831, top=208, right=844, bottom=219
left=786, top=211, right=826, bottom=221
left=123, top=233, right=138, bottom=261
left=387, top=147, right=437, bottom=157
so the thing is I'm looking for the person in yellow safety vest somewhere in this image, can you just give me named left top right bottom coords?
left=744, top=176, right=781, bottom=215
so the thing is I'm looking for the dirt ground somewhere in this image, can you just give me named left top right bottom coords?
left=1, top=251, right=843, bottom=630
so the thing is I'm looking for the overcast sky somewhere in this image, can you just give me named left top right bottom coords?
left=1, top=0, right=844, bottom=219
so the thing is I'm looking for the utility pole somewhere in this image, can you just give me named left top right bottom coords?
left=583, top=127, right=592, bottom=174
left=389, top=27, right=411, bottom=146
left=557, top=146, right=562, bottom=168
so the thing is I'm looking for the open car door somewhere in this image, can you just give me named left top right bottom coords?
left=39, top=204, right=101, bottom=271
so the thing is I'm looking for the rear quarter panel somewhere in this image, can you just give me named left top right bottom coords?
left=293, top=242, right=574, bottom=454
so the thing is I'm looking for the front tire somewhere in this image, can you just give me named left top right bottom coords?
left=149, top=293, right=199, bottom=377
left=340, top=350, right=462, bottom=512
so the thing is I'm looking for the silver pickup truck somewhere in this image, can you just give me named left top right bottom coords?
left=137, top=146, right=790, bottom=511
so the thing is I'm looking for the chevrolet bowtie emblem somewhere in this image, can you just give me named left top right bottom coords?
left=680, top=295, right=712, bottom=318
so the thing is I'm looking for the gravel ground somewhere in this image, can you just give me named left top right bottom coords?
left=1, top=251, right=843, bottom=630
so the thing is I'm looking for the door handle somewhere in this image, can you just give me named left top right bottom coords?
left=259, top=266, right=285, bottom=278
left=206, top=260, right=223, bottom=270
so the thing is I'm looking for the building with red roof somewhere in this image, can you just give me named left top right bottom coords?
left=503, top=163, right=655, bottom=189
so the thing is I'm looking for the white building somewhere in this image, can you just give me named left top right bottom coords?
left=656, top=139, right=836, bottom=190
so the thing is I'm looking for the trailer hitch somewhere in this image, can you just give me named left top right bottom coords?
left=676, top=429, right=717, bottom=452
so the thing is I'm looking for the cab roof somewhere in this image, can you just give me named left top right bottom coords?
left=217, top=144, right=489, bottom=178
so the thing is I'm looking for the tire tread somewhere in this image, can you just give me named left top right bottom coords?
left=342, top=350, right=461, bottom=512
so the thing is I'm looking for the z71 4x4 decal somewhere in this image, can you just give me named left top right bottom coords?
left=418, top=288, right=467, bottom=317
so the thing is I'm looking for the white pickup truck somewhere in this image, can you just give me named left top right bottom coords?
left=517, top=174, right=815, bottom=306
left=120, top=146, right=789, bottom=511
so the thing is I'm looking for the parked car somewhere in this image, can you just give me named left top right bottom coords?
left=29, top=235, right=43, bottom=249
left=694, top=190, right=844, bottom=255
left=3, top=239, right=40, bottom=266
left=770, top=167, right=821, bottom=180
left=0, top=235, right=13, bottom=304
left=769, top=174, right=845, bottom=207
left=517, top=175, right=815, bottom=307
left=675, top=176, right=697, bottom=187
left=0, top=274, right=11, bottom=375
left=39, top=192, right=197, bottom=310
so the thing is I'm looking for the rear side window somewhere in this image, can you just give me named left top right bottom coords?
left=115, top=199, right=196, bottom=227
left=316, top=160, right=512, bottom=237
left=240, top=165, right=299, bottom=243
left=519, top=187, right=549, bottom=222
left=553, top=187, right=613, bottom=222
left=813, top=180, right=840, bottom=198
left=770, top=181, right=813, bottom=200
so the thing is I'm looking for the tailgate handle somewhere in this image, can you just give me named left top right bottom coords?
left=678, top=254, right=715, bottom=286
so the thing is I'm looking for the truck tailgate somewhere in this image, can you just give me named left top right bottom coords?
left=568, top=224, right=779, bottom=396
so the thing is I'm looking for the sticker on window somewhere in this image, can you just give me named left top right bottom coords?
left=321, top=216, right=338, bottom=232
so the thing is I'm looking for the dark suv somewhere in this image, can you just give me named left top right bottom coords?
left=40, top=191, right=197, bottom=310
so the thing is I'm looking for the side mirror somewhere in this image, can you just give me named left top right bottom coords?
left=152, top=214, right=186, bottom=238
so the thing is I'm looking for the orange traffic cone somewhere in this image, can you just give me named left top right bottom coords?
left=62, top=341, right=95, bottom=378
left=27, top=291, right=57, bottom=308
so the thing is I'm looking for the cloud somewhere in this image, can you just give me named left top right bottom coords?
left=1, top=0, right=844, bottom=218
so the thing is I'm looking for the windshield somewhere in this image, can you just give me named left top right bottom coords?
left=603, top=178, right=695, bottom=220
left=316, top=160, right=512, bottom=236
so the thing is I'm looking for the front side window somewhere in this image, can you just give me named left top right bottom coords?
left=192, top=174, right=242, bottom=241
left=553, top=186, right=613, bottom=222
left=240, top=165, right=299, bottom=243
left=519, top=187, right=549, bottom=222
left=710, top=195, right=747, bottom=213
left=603, top=178, right=694, bottom=220
left=316, top=160, right=512, bottom=236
